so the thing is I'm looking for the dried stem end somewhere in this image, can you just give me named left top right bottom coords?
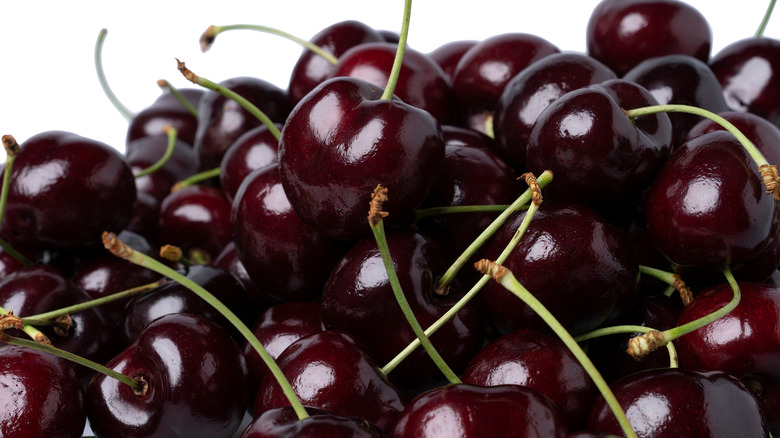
left=53, top=314, right=74, bottom=337
left=627, top=329, right=666, bottom=360
left=0, top=310, right=23, bottom=331
left=200, top=25, right=217, bottom=52
left=759, top=163, right=780, bottom=200
left=519, top=172, right=543, bottom=206
left=132, top=375, right=150, bottom=397
left=672, top=275, right=693, bottom=306
left=33, top=332, right=52, bottom=346
left=102, top=231, right=135, bottom=260
left=368, top=185, right=389, bottom=226
left=176, top=59, right=198, bottom=84
left=2, top=135, right=20, bottom=157
left=160, top=244, right=183, bottom=262
left=474, top=259, right=509, bottom=283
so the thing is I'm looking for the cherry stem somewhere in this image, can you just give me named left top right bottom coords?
left=477, top=260, right=637, bottom=438
left=0, top=136, right=32, bottom=267
left=101, top=231, right=309, bottom=420
left=134, top=126, right=178, bottom=178
left=381, top=0, right=412, bottom=101
left=368, top=185, right=461, bottom=383
left=95, top=29, right=134, bottom=121
left=200, top=24, right=338, bottom=65
left=638, top=265, right=693, bottom=305
left=382, top=172, right=548, bottom=374
left=757, top=0, right=777, bottom=37
left=434, top=170, right=552, bottom=295
left=625, top=104, right=779, bottom=199
left=574, top=325, right=679, bottom=368
left=412, top=204, right=514, bottom=223
left=0, top=306, right=50, bottom=344
left=176, top=59, right=281, bottom=140
left=157, top=79, right=199, bottom=117
left=171, top=167, right=221, bottom=192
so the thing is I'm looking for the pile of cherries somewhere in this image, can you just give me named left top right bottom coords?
left=4, top=0, right=780, bottom=436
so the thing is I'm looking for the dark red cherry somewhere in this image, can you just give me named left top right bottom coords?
left=586, top=0, right=712, bottom=76
left=525, top=79, right=672, bottom=207
left=288, top=20, right=384, bottom=105
left=125, top=134, right=200, bottom=202
left=587, top=368, right=769, bottom=437
left=428, top=40, right=477, bottom=81
left=0, top=345, right=86, bottom=438
left=157, top=184, right=232, bottom=261
left=232, top=165, right=347, bottom=302
left=320, top=229, right=485, bottom=390
left=194, top=76, right=291, bottom=170
left=494, top=52, right=617, bottom=172
left=126, top=88, right=203, bottom=146
left=645, top=130, right=776, bottom=269
left=214, top=241, right=278, bottom=316
left=330, top=41, right=455, bottom=124
left=1, top=131, right=136, bottom=250
left=391, top=383, right=568, bottom=438
left=622, top=54, right=729, bottom=147
left=462, top=328, right=597, bottom=430
left=87, top=313, right=249, bottom=438
left=710, top=38, right=780, bottom=125
left=219, top=123, right=280, bottom=203
left=125, top=191, right=161, bottom=247
left=240, top=406, right=383, bottom=438
left=278, top=76, right=444, bottom=241
left=254, top=330, right=407, bottom=433
left=451, top=33, right=559, bottom=134
left=481, top=203, right=639, bottom=336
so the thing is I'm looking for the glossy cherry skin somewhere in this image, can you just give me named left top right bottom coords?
left=1, top=130, right=136, bottom=250
left=391, top=383, right=568, bottom=438
left=232, top=165, right=347, bottom=302
left=126, top=88, right=203, bottom=146
left=428, top=40, right=477, bottom=81
left=710, top=37, right=780, bottom=126
left=462, top=328, right=597, bottom=430
left=240, top=406, right=383, bottom=438
left=526, top=79, right=672, bottom=208
left=278, top=76, right=444, bottom=241
left=330, top=41, right=455, bottom=124
left=125, top=191, right=161, bottom=246
left=126, top=134, right=200, bottom=202
left=220, top=123, right=280, bottom=203
left=587, top=368, right=769, bottom=437
left=675, top=282, right=780, bottom=433
left=645, top=130, right=776, bottom=269
left=87, top=313, right=249, bottom=438
left=494, top=52, right=617, bottom=172
left=254, top=330, right=407, bottom=433
left=157, top=184, right=232, bottom=261
left=622, top=54, right=729, bottom=147
left=320, top=229, right=485, bottom=390
left=0, top=345, right=86, bottom=438
left=586, top=0, right=712, bottom=77
left=451, top=33, right=559, bottom=134
left=481, top=203, right=639, bottom=336
left=288, top=20, right=384, bottom=105
left=214, top=241, right=278, bottom=316
left=194, top=76, right=291, bottom=170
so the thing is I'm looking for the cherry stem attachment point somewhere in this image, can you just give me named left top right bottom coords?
left=134, top=126, right=179, bottom=178
left=95, top=29, right=134, bottom=121
left=171, top=167, right=221, bottom=192
left=381, top=0, right=412, bottom=101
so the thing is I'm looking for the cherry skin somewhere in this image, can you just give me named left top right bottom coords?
left=427, top=40, right=477, bottom=81
left=391, top=383, right=568, bottom=438
left=126, top=88, right=203, bottom=147
left=0, top=345, right=86, bottom=438
left=87, top=313, right=249, bottom=438
left=214, top=241, right=278, bottom=316
left=125, top=134, right=200, bottom=202
left=219, top=123, right=280, bottom=203
left=240, top=406, right=383, bottom=438
left=586, top=0, right=712, bottom=76
left=1, top=130, right=136, bottom=250
left=278, top=76, right=444, bottom=241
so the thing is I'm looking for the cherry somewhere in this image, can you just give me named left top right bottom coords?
left=288, top=20, right=384, bottom=105
left=125, top=191, right=161, bottom=247
left=278, top=76, right=444, bottom=241
left=427, top=40, right=477, bottom=81
left=493, top=52, right=617, bottom=172
left=481, top=202, right=639, bottom=336
left=254, top=330, right=408, bottom=433
left=0, top=131, right=136, bottom=250
left=585, top=0, right=712, bottom=77
left=87, top=313, right=249, bottom=438
left=240, top=406, right=383, bottom=438
left=126, top=88, right=203, bottom=147
left=0, top=345, right=86, bottom=438
left=587, top=368, right=769, bottom=437
left=450, top=33, right=560, bottom=134
left=220, top=123, right=280, bottom=203
left=214, top=241, right=278, bottom=316
left=390, top=383, right=568, bottom=438
left=125, top=134, right=199, bottom=202
left=462, top=328, right=597, bottom=430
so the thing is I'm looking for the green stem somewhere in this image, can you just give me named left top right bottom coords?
left=200, top=24, right=338, bottom=65
left=0, top=306, right=51, bottom=344
left=172, top=167, right=221, bottom=192
left=95, top=29, right=134, bottom=121
left=369, top=193, right=460, bottom=383
left=0, top=137, right=30, bottom=267
left=381, top=0, right=412, bottom=100
left=413, top=204, right=513, bottom=223
left=638, top=265, right=692, bottom=305
left=574, top=325, right=679, bottom=368
left=485, top=264, right=636, bottom=438
left=157, top=79, right=199, bottom=117
left=102, top=232, right=309, bottom=420
left=134, top=127, right=178, bottom=178
left=756, top=0, right=777, bottom=37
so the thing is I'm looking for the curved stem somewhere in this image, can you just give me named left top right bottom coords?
left=638, top=265, right=692, bottom=305
left=134, top=127, right=178, bottom=178
left=381, top=0, right=412, bottom=100
left=756, top=0, right=777, bottom=37
left=95, top=29, right=134, bottom=121
left=574, top=325, right=679, bottom=368
left=171, top=167, right=221, bottom=192
left=200, top=24, right=338, bottom=65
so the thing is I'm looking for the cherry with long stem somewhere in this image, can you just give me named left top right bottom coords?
left=95, top=28, right=134, bottom=121
left=756, top=0, right=777, bottom=37
left=133, top=126, right=179, bottom=178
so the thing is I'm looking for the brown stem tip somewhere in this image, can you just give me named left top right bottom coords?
left=368, top=184, right=389, bottom=226
left=200, top=25, right=217, bottom=52
left=0, top=310, right=23, bottom=331
left=159, top=244, right=183, bottom=262
left=102, top=231, right=134, bottom=260
left=33, top=332, right=53, bottom=346
left=759, top=163, right=780, bottom=200
left=157, top=79, right=169, bottom=90
left=519, top=172, right=543, bottom=206
left=626, top=329, right=666, bottom=360
left=176, top=59, right=198, bottom=84
left=2, top=135, right=20, bottom=157
left=474, top=259, right=509, bottom=282
left=53, top=314, right=73, bottom=337
left=672, top=274, right=693, bottom=306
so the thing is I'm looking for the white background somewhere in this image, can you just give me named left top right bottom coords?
left=0, top=0, right=778, bottom=154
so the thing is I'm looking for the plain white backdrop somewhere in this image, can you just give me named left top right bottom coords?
left=0, top=0, right=778, bottom=154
